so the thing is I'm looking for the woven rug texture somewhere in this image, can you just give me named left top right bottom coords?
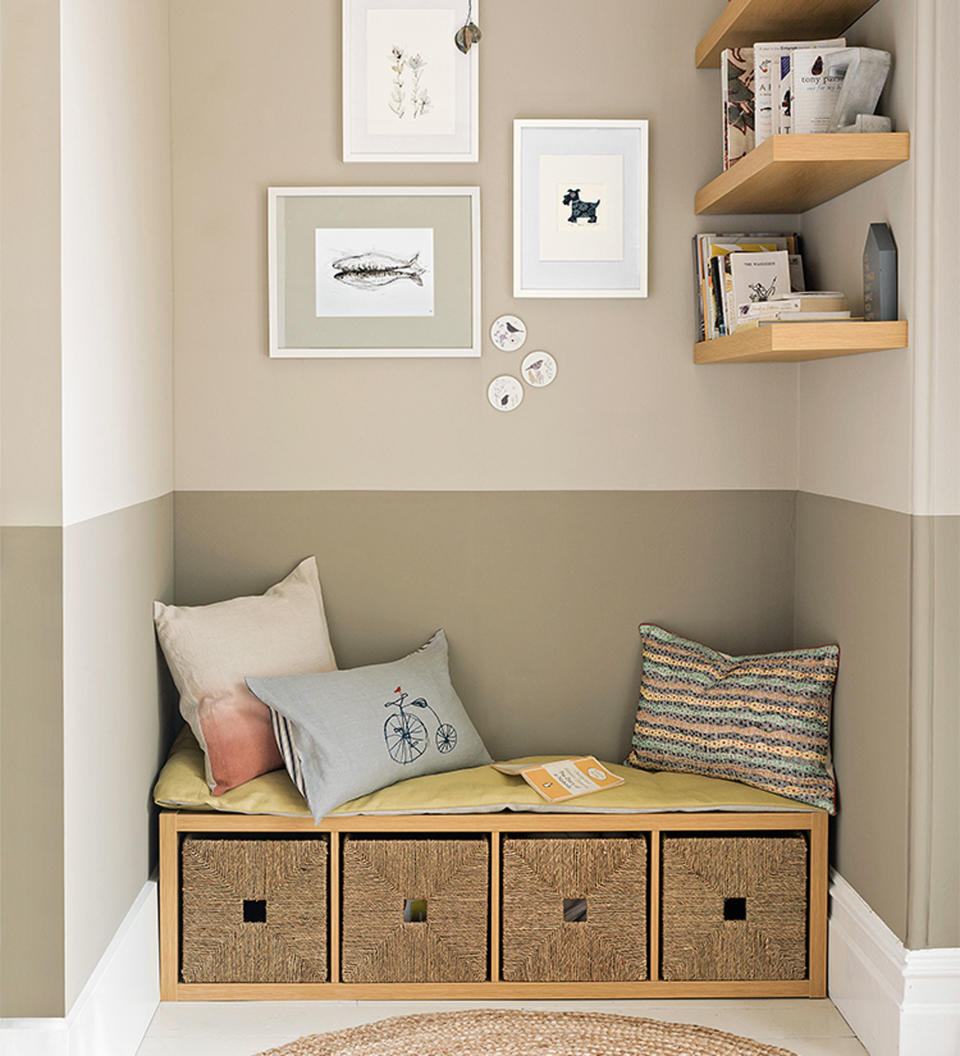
left=253, top=1008, right=799, bottom=1055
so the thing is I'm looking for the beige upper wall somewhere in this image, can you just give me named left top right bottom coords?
left=170, top=0, right=799, bottom=495
left=907, top=0, right=960, bottom=518
left=797, top=0, right=916, bottom=515
left=0, top=0, right=63, bottom=526
left=60, top=0, right=174, bottom=527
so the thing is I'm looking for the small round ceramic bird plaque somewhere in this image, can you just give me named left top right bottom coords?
left=487, top=375, right=523, bottom=412
left=521, top=350, right=557, bottom=388
left=490, top=314, right=527, bottom=352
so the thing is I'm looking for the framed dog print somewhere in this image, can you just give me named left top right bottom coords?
left=268, top=187, right=481, bottom=358
left=343, top=0, right=480, bottom=163
left=513, top=120, right=649, bottom=298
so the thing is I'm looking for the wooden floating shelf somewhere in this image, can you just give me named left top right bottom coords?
left=696, top=0, right=881, bottom=68
left=695, top=133, right=910, bottom=215
left=694, top=321, right=908, bottom=364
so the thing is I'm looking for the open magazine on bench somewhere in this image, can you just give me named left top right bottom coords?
left=492, top=757, right=624, bottom=802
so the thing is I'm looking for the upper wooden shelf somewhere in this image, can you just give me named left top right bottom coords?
left=696, top=0, right=881, bottom=67
left=694, top=321, right=908, bottom=364
left=695, top=133, right=910, bottom=215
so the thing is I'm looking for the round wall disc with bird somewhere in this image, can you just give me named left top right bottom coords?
left=487, top=375, right=523, bottom=412
left=490, top=314, right=527, bottom=352
left=521, top=350, right=557, bottom=388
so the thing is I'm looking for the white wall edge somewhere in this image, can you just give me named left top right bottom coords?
left=829, top=871, right=960, bottom=1056
left=0, top=879, right=159, bottom=1056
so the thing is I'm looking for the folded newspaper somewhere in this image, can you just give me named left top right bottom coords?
left=492, top=757, right=624, bottom=802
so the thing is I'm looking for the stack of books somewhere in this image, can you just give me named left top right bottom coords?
left=736, top=292, right=852, bottom=330
left=721, top=37, right=850, bottom=170
left=694, top=233, right=857, bottom=341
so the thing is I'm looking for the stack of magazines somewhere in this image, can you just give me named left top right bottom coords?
left=722, top=36, right=849, bottom=169
left=694, top=233, right=855, bottom=341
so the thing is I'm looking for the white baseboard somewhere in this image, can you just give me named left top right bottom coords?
left=0, top=880, right=160, bottom=1056
left=829, top=871, right=960, bottom=1056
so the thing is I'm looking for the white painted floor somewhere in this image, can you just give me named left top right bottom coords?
left=137, top=998, right=868, bottom=1056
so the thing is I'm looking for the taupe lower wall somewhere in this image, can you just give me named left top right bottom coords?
left=794, top=492, right=913, bottom=943
left=0, top=528, right=64, bottom=1017
left=796, top=491, right=960, bottom=949
left=0, top=497, right=174, bottom=1018
left=62, top=495, right=175, bottom=1008
left=175, top=490, right=796, bottom=764
left=914, top=516, right=960, bottom=948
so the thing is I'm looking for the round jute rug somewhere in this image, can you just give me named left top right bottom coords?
left=253, top=1008, right=798, bottom=1056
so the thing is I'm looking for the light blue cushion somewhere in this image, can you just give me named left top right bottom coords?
left=247, top=630, right=491, bottom=820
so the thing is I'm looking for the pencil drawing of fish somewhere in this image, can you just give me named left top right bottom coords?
left=331, top=251, right=427, bottom=290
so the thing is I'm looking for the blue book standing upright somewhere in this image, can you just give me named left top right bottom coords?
left=863, top=223, right=898, bottom=322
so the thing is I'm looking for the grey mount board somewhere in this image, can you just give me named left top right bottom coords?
left=864, top=223, right=898, bottom=322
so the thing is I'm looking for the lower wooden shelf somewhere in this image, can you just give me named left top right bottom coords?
left=695, top=320, right=908, bottom=364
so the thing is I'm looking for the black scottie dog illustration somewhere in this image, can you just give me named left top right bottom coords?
left=563, top=188, right=600, bottom=224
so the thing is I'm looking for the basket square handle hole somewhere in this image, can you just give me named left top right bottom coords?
left=243, top=899, right=267, bottom=923
left=404, top=898, right=428, bottom=923
left=563, top=898, right=587, bottom=922
left=724, top=897, right=746, bottom=921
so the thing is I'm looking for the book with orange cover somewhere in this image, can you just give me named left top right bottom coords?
left=492, top=757, right=624, bottom=802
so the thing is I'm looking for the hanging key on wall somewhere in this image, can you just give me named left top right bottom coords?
left=455, top=0, right=481, bottom=53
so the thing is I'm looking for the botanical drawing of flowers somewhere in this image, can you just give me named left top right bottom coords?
left=389, top=45, right=405, bottom=118
left=387, top=46, right=431, bottom=120
left=408, top=53, right=431, bottom=118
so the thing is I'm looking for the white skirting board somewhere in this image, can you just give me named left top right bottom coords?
left=0, top=880, right=160, bottom=1056
left=829, top=871, right=960, bottom=1056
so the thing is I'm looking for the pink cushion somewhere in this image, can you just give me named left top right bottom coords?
left=153, top=556, right=337, bottom=793
left=198, top=686, right=285, bottom=796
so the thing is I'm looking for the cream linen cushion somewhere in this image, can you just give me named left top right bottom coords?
left=153, top=556, right=336, bottom=794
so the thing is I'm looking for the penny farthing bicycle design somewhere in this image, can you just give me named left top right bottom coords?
left=383, top=687, right=458, bottom=765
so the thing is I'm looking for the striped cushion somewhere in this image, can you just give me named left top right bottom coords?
left=625, top=625, right=838, bottom=813
left=270, top=709, right=307, bottom=798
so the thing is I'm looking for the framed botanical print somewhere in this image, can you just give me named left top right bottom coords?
left=343, top=0, right=480, bottom=163
left=268, top=187, right=481, bottom=358
left=513, top=119, right=649, bottom=298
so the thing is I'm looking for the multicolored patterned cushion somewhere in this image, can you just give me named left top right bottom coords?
left=625, top=625, right=838, bottom=813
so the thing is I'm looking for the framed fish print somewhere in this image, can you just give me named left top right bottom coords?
left=268, top=187, right=481, bottom=358
left=343, top=0, right=480, bottom=163
left=513, top=119, right=649, bottom=298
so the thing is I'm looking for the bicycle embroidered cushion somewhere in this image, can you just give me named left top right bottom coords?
left=153, top=557, right=336, bottom=796
left=624, top=624, right=839, bottom=813
left=246, top=629, right=492, bottom=821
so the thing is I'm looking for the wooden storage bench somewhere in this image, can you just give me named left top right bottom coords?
left=159, top=809, right=828, bottom=1000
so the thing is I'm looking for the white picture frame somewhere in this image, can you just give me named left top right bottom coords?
left=268, top=187, right=481, bottom=358
left=343, top=0, right=479, bottom=163
left=513, top=119, right=649, bottom=298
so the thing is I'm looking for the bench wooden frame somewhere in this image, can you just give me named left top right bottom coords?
left=159, top=808, right=828, bottom=1001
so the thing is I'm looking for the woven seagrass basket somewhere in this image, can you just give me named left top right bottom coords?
left=180, top=836, right=328, bottom=984
left=501, top=836, right=648, bottom=982
left=660, top=833, right=808, bottom=981
left=340, top=836, right=489, bottom=983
